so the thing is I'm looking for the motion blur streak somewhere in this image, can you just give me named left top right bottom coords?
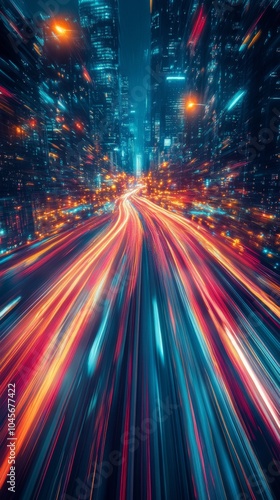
left=0, top=189, right=279, bottom=500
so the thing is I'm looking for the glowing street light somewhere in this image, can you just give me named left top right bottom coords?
left=187, top=101, right=196, bottom=109
left=54, top=24, right=68, bottom=36
left=186, top=99, right=205, bottom=111
left=49, top=21, right=77, bottom=42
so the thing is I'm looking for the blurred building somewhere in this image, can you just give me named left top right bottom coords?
left=0, top=0, right=49, bottom=251
left=240, top=6, right=280, bottom=217
left=78, top=0, right=120, bottom=159
left=150, top=0, right=188, bottom=167
left=41, top=17, right=96, bottom=195
left=120, top=76, right=135, bottom=173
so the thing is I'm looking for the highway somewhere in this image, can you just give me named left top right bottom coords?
left=1, top=188, right=279, bottom=500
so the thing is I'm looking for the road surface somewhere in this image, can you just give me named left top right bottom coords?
left=1, top=189, right=279, bottom=500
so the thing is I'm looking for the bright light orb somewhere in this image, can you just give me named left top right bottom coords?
left=54, top=25, right=67, bottom=36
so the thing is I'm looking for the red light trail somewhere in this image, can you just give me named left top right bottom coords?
left=0, top=189, right=279, bottom=499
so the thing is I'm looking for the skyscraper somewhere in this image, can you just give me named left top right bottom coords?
left=78, top=0, right=120, bottom=158
left=40, top=16, right=96, bottom=195
left=0, top=0, right=49, bottom=251
left=120, top=76, right=136, bottom=173
left=150, top=0, right=189, bottom=167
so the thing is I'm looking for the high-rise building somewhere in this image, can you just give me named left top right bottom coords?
left=0, top=0, right=49, bottom=251
left=240, top=4, right=280, bottom=217
left=78, top=0, right=120, bottom=156
left=150, top=0, right=188, bottom=166
left=120, top=76, right=135, bottom=173
left=41, top=17, right=95, bottom=194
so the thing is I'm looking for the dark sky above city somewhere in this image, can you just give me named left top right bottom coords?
left=26, top=0, right=150, bottom=88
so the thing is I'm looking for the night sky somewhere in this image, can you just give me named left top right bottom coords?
left=26, top=0, right=150, bottom=88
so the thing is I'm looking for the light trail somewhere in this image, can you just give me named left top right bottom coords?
left=0, top=189, right=279, bottom=500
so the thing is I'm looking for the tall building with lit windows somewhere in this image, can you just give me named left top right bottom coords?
left=78, top=0, right=120, bottom=157
left=0, top=0, right=49, bottom=251
left=150, top=0, right=188, bottom=166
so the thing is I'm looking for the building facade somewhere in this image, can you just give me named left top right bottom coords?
left=78, top=0, right=120, bottom=158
